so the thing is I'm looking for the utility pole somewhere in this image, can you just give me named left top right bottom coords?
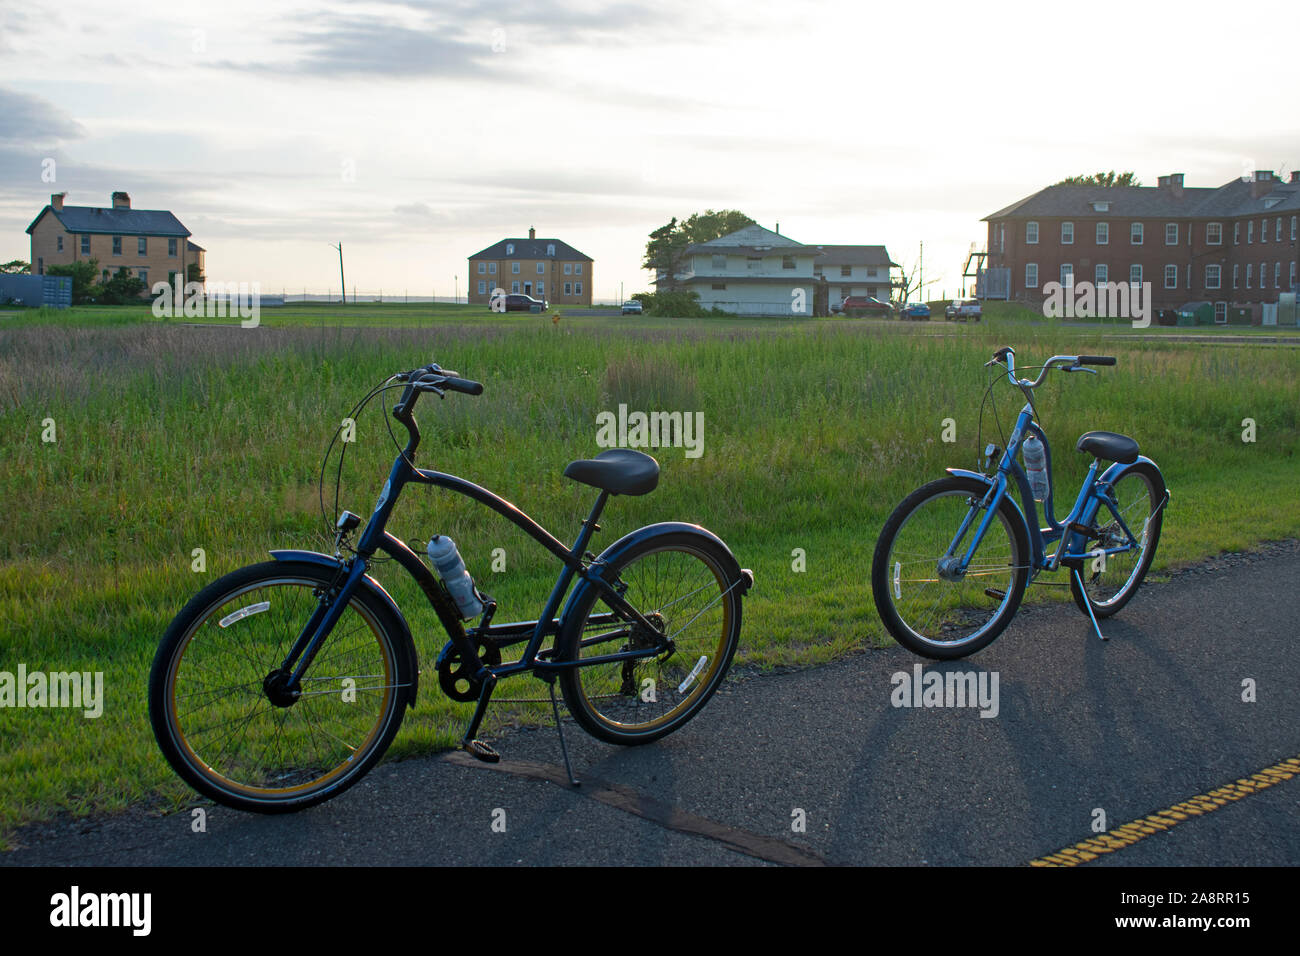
left=330, top=243, right=345, bottom=304
left=919, top=241, right=923, bottom=303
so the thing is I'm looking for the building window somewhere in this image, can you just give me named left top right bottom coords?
left=1234, top=222, right=1240, bottom=244
left=512, top=262, right=520, bottom=274
left=782, top=256, right=796, bottom=270
left=478, top=280, right=486, bottom=295
left=1214, top=302, right=1227, bottom=323
left=511, top=281, right=519, bottom=293
left=138, top=237, right=147, bottom=255
left=1165, top=223, right=1178, bottom=245
left=488, top=262, right=496, bottom=274
left=1246, top=264, right=1252, bottom=288
left=1096, top=222, right=1109, bottom=245
left=1248, top=221, right=1254, bottom=243
left=1291, top=262, right=1297, bottom=289
left=1060, top=263, right=1073, bottom=286
left=711, top=283, right=726, bottom=290
left=1275, top=262, right=1281, bottom=288
left=1061, top=222, right=1074, bottom=244
left=1130, top=223, right=1143, bottom=245
left=1129, top=264, right=1142, bottom=285
left=1206, top=222, right=1222, bottom=245
left=1205, top=264, right=1221, bottom=289
left=81, top=235, right=90, bottom=255
left=1025, top=263, right=1038, bottom=288
left=564, top=282, right=572, bottom=295
left=477, top=262, right=485, bottom=274
left=1095, top=263, right=1108, bottom=285
left=1164, top=264, right=1177, bottom=289
left=1233, top=264, right=1239, bottom=289
left=711, top=254, right=726, bottom=270
left=113, top=236, right=122, bottom=255
left=506, top=243, right=514, bottom=255
left=564, top=263, right=572, bottom=275
left=1276, top=218, right=1283, bottom=241
left=169, top=238, right=178, bottom=257
left=536, top=262, right=544, bottom=274
left=138, top=269, right=147, bottom=287
left=57, top=235, right=63, bottom=251
left=575, top=264, right=582, bottom=275
left=575, top=282, right=582, bottom=295
left=546, top=243, right=555, bottom=256
left=37, top=256, right=43, bottom=273
left=1261, top=220, right=1268, bottom=243
left=536, top=282, right=544, bottom=296
left=1291, top=216, right=1297, bottom=241
left=1026, top=221, right=1038, bottom=244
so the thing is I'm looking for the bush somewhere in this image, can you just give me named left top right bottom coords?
left=646, top=290, right=708, bottom=318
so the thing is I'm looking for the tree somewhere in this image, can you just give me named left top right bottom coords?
left=45, top=259, right=100, bottom=304
left=0, top=260, right=30, bottom=274
left=642, top=209, right=755, bottom=292
left=95, top=266, right=146, bottom=304
left=891, top=257, right=942, bottom=305
left=186, top=261, right=204, bottom=284
left=1056, top=171, right=1141, bottom=187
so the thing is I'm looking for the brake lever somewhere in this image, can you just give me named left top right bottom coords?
left=1063, top=365, right=1099, bottom=376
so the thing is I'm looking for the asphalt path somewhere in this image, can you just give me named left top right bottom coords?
left=3, top=542, right=1296, bottom=867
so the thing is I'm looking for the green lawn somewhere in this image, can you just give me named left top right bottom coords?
left=0, top=308, right=1296, bottom=843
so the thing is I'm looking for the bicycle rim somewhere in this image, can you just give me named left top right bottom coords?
left=1079, top=468, right=1159, bottom=609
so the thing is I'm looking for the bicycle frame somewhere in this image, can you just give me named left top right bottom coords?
left=273, top=386, right=675, bottom=702
left=944, top=401, right=1156, bottom=583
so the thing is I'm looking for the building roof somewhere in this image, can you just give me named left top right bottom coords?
left=686, top=223, right=814, bottom=255
left=26, top=204, right=191, bottom=237
left=985, top=176, right=1300, bottom=221
left=469, top=237, right=592, bottom=261
left=810, top=244, right=898, bottom=268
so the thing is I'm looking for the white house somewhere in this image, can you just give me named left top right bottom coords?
left=658, top=224, right=896, bottom=315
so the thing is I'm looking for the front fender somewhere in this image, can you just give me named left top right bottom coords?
left=269, top=549, right=420, bottom=708
left=944, top=467, right=1032, bottom=536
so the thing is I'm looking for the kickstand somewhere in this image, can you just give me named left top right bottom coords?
left=548, top=681, right=580, bottom=787
left=1072, top=567, right=1108, bottom=642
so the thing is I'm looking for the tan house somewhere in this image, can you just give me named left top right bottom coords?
left=468, top=227, right=592, bottom=306
left=26, top=191, right=203, bottom=293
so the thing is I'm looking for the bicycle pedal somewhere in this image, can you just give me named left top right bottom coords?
left=463, top=739, right=500, bottom=763
left=984, top=588, right=1006, bottom=600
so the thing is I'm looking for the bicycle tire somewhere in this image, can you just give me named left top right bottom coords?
left=557, top=531, right=743, bottom=745
left=872, top=476, right=1030, bottom=659
left=149, top=560, right=410, bottom=814
left=1069, top=461, right=1165, bottom=618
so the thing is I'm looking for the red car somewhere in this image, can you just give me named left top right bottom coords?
left=839, top=296, right=894, bottom=317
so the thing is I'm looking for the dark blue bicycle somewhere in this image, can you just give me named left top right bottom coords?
left=871, top=347, right=1170, bottom=659
left=149, top=362, right=751, bottom=812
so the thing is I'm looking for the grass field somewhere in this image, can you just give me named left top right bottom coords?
left=1, top=305, right=1297, bottom=844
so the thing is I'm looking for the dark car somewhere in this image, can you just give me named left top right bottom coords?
left=900, top=301, right=931, bottom=320
left=839, top=295, right=894, bottom=317
left=944, top=299, right=982, bottom=321
left=491, top=293, right=547, bottom=312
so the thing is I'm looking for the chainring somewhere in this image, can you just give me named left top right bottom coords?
left=437, top=639, right=502, bottom=702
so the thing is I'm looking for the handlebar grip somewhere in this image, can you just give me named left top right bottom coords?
left=1077, top=355, right=1116, bottom=366
left=439, top=376, right=483, bottom=396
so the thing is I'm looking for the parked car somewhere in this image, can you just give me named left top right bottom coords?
left=839, top=295, right=894, bottom=317
left=621, top=299, right=644, bottom=315
left=901, top=301, right=931, bottom=320
left=944, top=299, right=982, bottom=321
left=491, top=293, right=547, bottom=312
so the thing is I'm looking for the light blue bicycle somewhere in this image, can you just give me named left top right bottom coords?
left=872, top=346, right=1170, bottom=659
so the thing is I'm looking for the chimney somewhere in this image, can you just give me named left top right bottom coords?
left=112, top=191, right=130, bottom=209
left=1249, top=171, right=1274, bottom=199
left=51, top=192, right=66, bottom=211
left=775, top=222, right=780, bottom=235
left=528, top=226, right=535, bottom=240
left=1157, top=175, right=1169, bottom=188
left=1291, top=171, right=1299, bottom=184
left=1169, top=173, right=1184, bottom=198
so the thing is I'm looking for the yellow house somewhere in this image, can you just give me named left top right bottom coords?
left=26, top=191, right=203, bottom=293
left=468, top=227, right=593, bottom=306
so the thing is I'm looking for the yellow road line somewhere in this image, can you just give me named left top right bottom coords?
left=1029, top=754, right=1300, bottom=867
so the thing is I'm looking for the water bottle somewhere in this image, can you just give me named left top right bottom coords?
left=1022, top=433, right=1050, bottom=502
left=427, top=536, right=484, bottom=620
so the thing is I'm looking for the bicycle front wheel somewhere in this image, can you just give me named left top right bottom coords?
left=558, top=532, right=743, bottom=745
left=1070, top=461, right=1165, bottom=618
left=872, top=476, right=1030, bottom=659
left=148, top=560, right=410, bottom=814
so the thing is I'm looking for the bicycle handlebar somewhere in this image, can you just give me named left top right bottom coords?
left=987, top=347, right=1116, bottom=389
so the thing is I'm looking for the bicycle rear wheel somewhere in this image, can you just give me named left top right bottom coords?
left=558, top=531, right=743, bottom=745
left=872, top=476, right=1030, bottom=659
left=149, top=560, right=410, bottom=813
left=1069, top=461, right=1165, bottom=618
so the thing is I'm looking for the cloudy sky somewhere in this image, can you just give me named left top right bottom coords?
left=1, top=0, right=1295, bottom=302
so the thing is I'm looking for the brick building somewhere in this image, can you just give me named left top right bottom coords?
left=982, top=171, right=1300, bottom=321
left=468, top=228, right=592, bottom=306
left=26, top=191, right=203, bottom=293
